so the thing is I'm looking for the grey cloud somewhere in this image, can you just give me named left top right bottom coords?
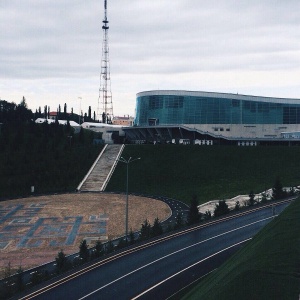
left=1, top=0, right=300, bottom=80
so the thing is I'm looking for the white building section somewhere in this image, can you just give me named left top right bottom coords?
left=35, top=118, right=80, bottom=132
left=81, top=122, right=125, bottom=144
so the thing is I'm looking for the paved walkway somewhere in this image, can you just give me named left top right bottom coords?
left=78, top=144, right=124, bottom=192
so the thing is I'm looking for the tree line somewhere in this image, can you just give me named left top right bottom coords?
left=0, top=97, right=98, bottom=125
left=0, top=98, right=103, bottom=199
left=185, top=177, right=298, bottom=227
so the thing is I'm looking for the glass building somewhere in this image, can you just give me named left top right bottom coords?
left=135, top=90, right=300, bottom=126
left=122, top=90, right=300, bottom=145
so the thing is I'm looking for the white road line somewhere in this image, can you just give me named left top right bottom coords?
left=132, top=238, right=252, bottom=300
left=78, top=216, right=272, bottom=299
left=166, top=268, right=217, bottom=300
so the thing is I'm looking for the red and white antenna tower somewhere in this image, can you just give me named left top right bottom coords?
left=97, top=0, right=113, bottom=123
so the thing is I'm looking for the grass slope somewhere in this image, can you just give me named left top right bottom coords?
left=181, top=198, right=300, bottom=300
left=106, top=145, right=300, bottom=204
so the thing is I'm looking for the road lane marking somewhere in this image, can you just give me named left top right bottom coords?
left=78, top=217, right=272, bottom=299
left=132, top=238, right=252, bottom=300
left=167, top=268, right=217, bottom=300
left=23, top=199, right=291, bottom=299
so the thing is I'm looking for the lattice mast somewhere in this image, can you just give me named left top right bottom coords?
left=97, top=0, right=113, bottom=123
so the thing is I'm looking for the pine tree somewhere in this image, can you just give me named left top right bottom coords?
left=204, top=210, right=212, bottom=220
left=79, top=240, right=89, bottom=262
left=55, top=249, right=68, bottom=273
left=95, top=240, right=103, bottom=257
left=248, top=190, right=256, bottom=206
left=187, top=195, right=200, bottom=225
left=88, top=106, right=91, bottom=120
left=272, top=177, right=286, bottom=200
left=151, top=217, right=163, bottom=237
left=105, top=240, right=115, bottom=253
left=214, top=200, right=230, bottom=217
left=140, top=219, right=151, bottom=240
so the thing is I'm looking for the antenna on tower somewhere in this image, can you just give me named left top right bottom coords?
left=97, top=0, right=113, bottom=124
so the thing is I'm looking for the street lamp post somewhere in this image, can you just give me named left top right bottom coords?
left=118, top=156, right=141, bottom=241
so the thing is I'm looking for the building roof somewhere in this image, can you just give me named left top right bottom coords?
left=113, top=116, right=133, bottom=120
left=81, top=122, right=123, bottom=129
left=35, top=118, right=80, bottom=127
left=137, top=90, right=300, bottom=105
left=49, top=111, right=71, bottom=116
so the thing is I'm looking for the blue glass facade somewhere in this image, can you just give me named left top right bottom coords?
left=135, top=91, right=300, bottom=126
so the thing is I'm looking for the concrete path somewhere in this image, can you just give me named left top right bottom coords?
left=78, top=144, right=124, bottom=192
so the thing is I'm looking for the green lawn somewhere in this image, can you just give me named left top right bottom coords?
left=181, top=198, right=300, bottom=300
left=106, top=145, right=300, bottom=204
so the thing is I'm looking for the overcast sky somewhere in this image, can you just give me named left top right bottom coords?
left=1, top=0, right=300, bottom=118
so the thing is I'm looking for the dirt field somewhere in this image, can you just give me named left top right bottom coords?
left=0, top=193, right=171, bottom=278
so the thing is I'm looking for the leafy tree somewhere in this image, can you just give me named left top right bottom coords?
left=140, top=219, right=151, bottom=240
left=79, top=239, right=89, bottom=262
left=187, top=195, right=200, bottom=225
left=55, top=249, right=68, bottom=273
left=214, top=200, right=230, bottom=217
left=272, top=177, right=286, bottom=200
left=151, top=217, right=163, bottom=237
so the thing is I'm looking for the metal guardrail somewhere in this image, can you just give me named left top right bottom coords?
left=101, top=144, right=125, bottom=191
left=0, top=193, right=186, bottom=287
left=2, top=195, right=296, bottom=295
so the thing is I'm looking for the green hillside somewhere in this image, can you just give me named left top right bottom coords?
left=0, top=121, right=103, bottom=199
left=106, top=145, right=300, bottom=204
left=181, top=198, right=300, bottom=300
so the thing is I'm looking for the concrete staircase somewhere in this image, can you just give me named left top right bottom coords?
left=78, top=144, right=124, bottom=192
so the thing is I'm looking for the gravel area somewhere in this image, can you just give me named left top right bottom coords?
left=0, top=193, right=171, bottom=278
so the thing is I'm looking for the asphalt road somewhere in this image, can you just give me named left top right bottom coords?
left=23, top=202, right=290, bottom=300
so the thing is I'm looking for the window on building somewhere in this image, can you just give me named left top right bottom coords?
left=149, top=96, right=163, bottom=110
left=165, top=96, right=184, bottom=108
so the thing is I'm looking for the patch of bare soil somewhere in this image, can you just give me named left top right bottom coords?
left=0, top=193, right=171, bottom=278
